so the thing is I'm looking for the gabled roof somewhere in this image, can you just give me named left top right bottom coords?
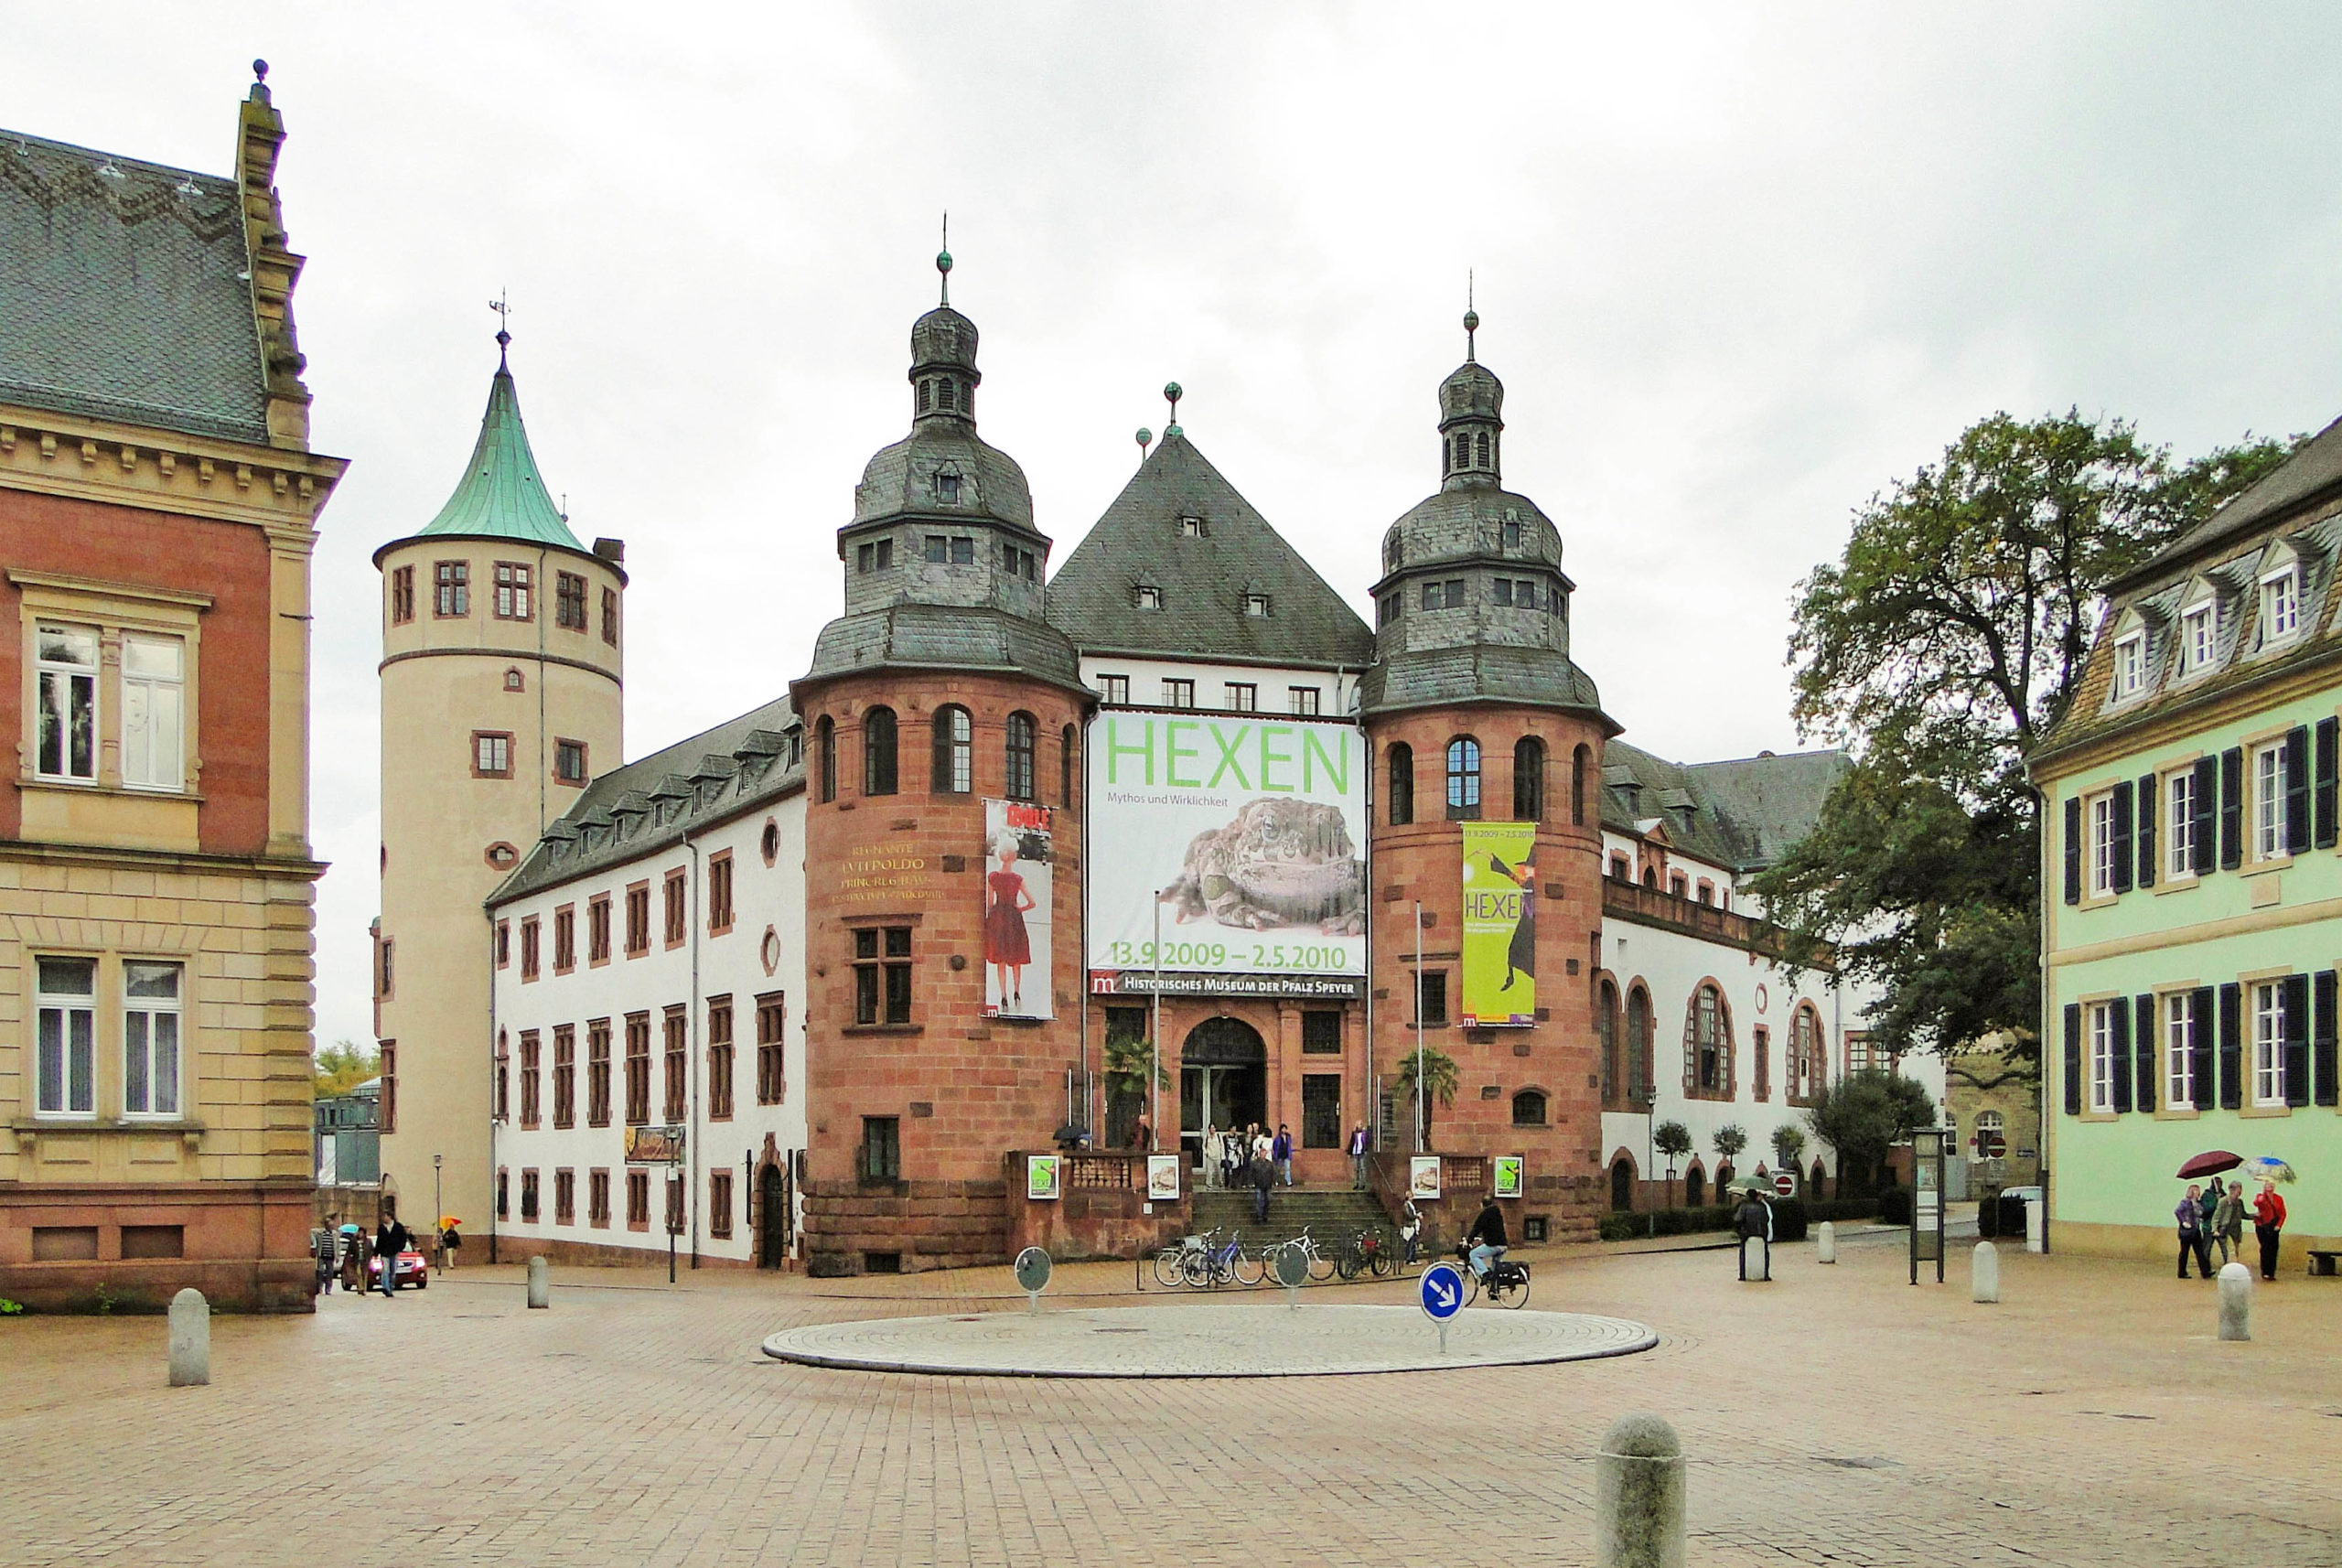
left=1047, top=432, right=1374, bottom=670
left=2120, top=413, right=2342, bottom=590
left=414, top=363, right=586, bottom=551
left=1601, top=742, right=1845, bottom=875
left=0, top=130, right=268, bottom=443
left=490, top=697, right=803, bottom=905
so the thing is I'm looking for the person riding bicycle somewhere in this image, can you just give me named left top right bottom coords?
left=1466, top=1196, right=1508, bottom=1284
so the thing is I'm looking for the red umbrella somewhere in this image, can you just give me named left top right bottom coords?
left=2175, top=1150, right=2241, bottom=1179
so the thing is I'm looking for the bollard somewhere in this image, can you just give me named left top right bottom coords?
left=167, top=1287, right=210, bottom=1388
left=1595, top=1412, right=1687, bottom=1568
left=1739, top=1235, right=1769, bottom=1282
left=1815, top=1221, right=1836, bottom=1264
left=2217, top=1262, right=2251, bottom=1341
left=1971, top=1240, right=2000, bottom=1304
left=527, top=1254, right=550, bottom=1309
left=2024, top=1198, right=2044, bottom=1254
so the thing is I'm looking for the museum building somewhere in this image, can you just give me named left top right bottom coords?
left=395, top=256, right=1939, bottom=1275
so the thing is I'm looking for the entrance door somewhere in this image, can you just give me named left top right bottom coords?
left=1178, top=1017, right=1268, bottom=1169
left=758, top=1163, right=789, bottom=1268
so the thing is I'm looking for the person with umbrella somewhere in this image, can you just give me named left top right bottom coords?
left=2252, top=1178, right=2288, bottom=1281
left=1732, top=1180, right=1773, bottom=1281
left=2175, top=1184, right=2212, bottom=1280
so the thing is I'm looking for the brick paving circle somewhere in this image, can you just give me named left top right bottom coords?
left=759, top=1302, right=1659, bottom=1377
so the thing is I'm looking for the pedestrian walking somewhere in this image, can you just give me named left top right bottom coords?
left=1734, top=1188, right=1772, bottom=1281
left=1249, top=1152, right=1275, bottom=1225
left=311, top=1224, right=336, bottom=1295
left=338, top=1225, right=364, bottom=1293
left=1199, top=1122, right=1218, bottom=1187
left=1133, top=1110, right=1155, bottom=1155
left=2251, top=1180, right=2286, bottom=1281
left=2175, top=1184, right=2212, bottom=1279
left=374, top=1217, right=408, bottom=1298
left=440, top=1219, right=462, bottom=1273
left=2209, top=1179, right=2245, bottom=1266
left=1399, top=1197, right=1422, bottom=1265
left=1273, top=1123, right=1294, bottom=1187
left=1348, top=1123, right=1370, bottom=1190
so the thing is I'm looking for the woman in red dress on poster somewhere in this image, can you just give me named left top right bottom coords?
left=985, top=840, right=1036, bottom=1011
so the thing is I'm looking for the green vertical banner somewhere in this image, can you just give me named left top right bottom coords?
left=1461, top=822, right=1537, bottom=1026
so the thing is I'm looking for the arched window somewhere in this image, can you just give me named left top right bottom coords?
left=1610, top=1156, right=1636, bottom=1212
left=1445, top=737, right=1481, bottom=820
left=1512, top=736, right=1545, bottom=821
left=1626, top=986, right=1653, bottom=1103
left=1642, top=865, right=1658, bottom=889
left=815, top=716, right=836, bottom=803
left=1685, top=983, right=1731, bottom=1098
left=938, top=378, right=956, bottom=412
left=1511, top=1090, right=1547, bottom=1126
left=1597, top=979, right=1620, bottom=1107
left=919, top=380, right=933, bottom=413
left=1684, top=1164, right=1705, bottom=1208
left=862, top=706, right=897, bottom=796
left=1387, top=743, right=1414, bottom=825
left=1475, top=432, right=1490, bottom=467
left=1061, top=724, right=1077, bottom=805
left=1004, top=711, right=1037, bottom=800
left=1572, top=745, right=1588, bottom=826
left=931, top=705, right=972, bottom=793
left=1788, top=1004, right=1826, bottom=1106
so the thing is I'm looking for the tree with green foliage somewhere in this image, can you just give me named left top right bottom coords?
left=1651, top=1120, right=1693, bottom=1206
left=1393, top=1045, right=1459, bottom=1149
left=1806, top=1069, right=1939, bottom=1195
left=1756, top=411, right=2299, bottom=1062
left=1770, top=1123, right=1807, bottom=1171
left=1101, top=1028, right=1169, bottom=1149
left=313, top=1039, right=377, bottom=1099
left=1711, top=1122, right=1747, bottom=1171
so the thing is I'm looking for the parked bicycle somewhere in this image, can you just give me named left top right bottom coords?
left=1154, top=1228, right=1218, bottom=1288
left=1279, top=1227, right=1339, bottom=1283
left=1454, top=1239, right=1531, bottom=1307
left=1184, top=1229, right=1267, bottom=1287
left=1335, top=1227, right=1396, bottom=1281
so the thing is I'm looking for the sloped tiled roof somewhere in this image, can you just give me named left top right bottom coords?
left=801, top=602, right=1085, bottom=691
left=2119, top=414, right=2342, bottom=590
left=0, top=130, right=268, bottom=442
left=1047, top=432, right=1374, bottom=669
left=414, top=363, right=587, bottom=551
left=490, top=697, right=803, bottom=905
left=1359, top=643, right=1608, bottom=719
left=1601, top=742, right=1845, bottom=874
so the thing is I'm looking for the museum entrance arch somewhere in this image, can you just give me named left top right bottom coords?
left=1179, top=1016, right=1268, bottom=1172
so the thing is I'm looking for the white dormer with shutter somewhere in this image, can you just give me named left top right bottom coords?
left=2108, top=606, right=2150, bottom=703
left=2174, top=577, right=2219, bottom=681
left=2257, top=540, right=2304, bottom=650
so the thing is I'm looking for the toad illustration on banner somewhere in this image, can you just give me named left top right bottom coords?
left=984, top=800, right=1053, bottom=1020
left=1461, top=822, right=1536, bottom=1026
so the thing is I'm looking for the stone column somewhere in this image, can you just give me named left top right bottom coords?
left=167, top=1288, right=210, bottom=1387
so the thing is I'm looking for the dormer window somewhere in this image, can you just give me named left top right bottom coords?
left=2112, top=630, right=2146, bottom=700
left=1502, top=519, right=1521, bottom=553
left=1243, top=593, right=1271, bottom=618
left=2261, top=567, right=2301, bottom=643
left=1135, top=585, right=1163, bottom=611
left=1179, top=515, right=1203, bottom=538
left=938, top=471, right=961, bottom=504
left=2181, top=601, right=2215, bottom=672
left=1384, top=535, right=1403, bottom=571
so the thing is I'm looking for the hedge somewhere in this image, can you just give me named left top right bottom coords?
left=1595, top=1196, right=1881, bottom=1243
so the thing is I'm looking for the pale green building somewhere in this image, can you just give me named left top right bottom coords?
left=2030, top=415, right=2342, bottom=1264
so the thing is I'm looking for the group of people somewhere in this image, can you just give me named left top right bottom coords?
left=308, top=1214, right=462, bottom=1298
left=1198, top=1123, right=1293, bottom=1190
left=2174, top=1176, right=2287, bottom=1281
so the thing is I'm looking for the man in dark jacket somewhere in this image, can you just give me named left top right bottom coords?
left=1466, top=1196, right=1508, bottom=1284
left=1249, top=1154, right=1275, bottom=1224
left=374, top=1218, right=409, bottom=1298
left=1734, top=1190, right=1772, bottom=1280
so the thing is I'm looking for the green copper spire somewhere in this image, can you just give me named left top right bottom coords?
left=417, top=357, right=585, bottom=550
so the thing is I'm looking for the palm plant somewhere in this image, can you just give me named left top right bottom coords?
left=1101, top=1032, right=1168, bottom=1148
left=1393, top=1045, right=1459, bottom=1149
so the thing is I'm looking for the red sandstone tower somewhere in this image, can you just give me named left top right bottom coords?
left=792, top=250, right=1090, bottom=1275
left=1359, top=306, right=1618, bottom=1243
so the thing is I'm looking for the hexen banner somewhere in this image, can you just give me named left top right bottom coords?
left=1460, top=821, right=1536, bottom=1027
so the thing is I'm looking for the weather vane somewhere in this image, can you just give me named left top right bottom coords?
left=937, top=212, right=952, bottom=306
left=489, top=290, right=512, bottom=365
left=1465, top=269, right=1478, bottom=363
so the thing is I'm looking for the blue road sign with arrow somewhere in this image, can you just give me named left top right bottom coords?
left=1419, top=1262, right=1465, bottom=1322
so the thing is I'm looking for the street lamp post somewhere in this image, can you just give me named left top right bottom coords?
left=432, top=1154, right=444, bottom=1273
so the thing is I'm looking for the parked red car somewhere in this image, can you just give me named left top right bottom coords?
left=366, top=1248, right=429, bottom=1290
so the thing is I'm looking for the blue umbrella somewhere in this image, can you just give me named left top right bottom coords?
left=2243, top=1155, right=2296, bottom=1185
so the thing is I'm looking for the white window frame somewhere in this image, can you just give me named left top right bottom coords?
left=2165, top=767, right=2197, bottom=881
left=2087, top=1002, right=2116, bottom=1113
left=2253, top=742, right=2287, bottom=862
left=2087, top=791, right=2116, bottom=897
left=35, top=955, right=97, bottom=1119
left=122, top=960, right=183, bottom=1120
left=2261, top=567, right=2300, bottom=643
left=1289, top=686, right=1320, bottom=715
left=119, top=632, right=186, bottom=791
left=2112, top=631, right=2145, bottom=699
left=2165, top=993, right=2195, bottom=1107
left=1225, top=682, right=1257, bottom=712
left=1160, top=678, right=1194, bottom=710
left=476, top=733, right=511, bottom=776
left=2251, top=981, right=2284, bottom=1107
left=34, top=621, right=100, bottom=782
left=1134, top=585, right=1164, bottom=611
left=2181, top=601, right=2214, bottom=672
left=1096, top=674, right=1130, bottom=704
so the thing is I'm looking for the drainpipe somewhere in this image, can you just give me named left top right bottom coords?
left=487, top=906, right=500, bottom=1264
left=686, top=831, right=704, bottom=1271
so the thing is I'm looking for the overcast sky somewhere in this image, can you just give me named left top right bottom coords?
left=13, top=5, right=2342, bottom=1055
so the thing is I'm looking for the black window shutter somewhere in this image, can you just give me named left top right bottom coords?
left=2109, top=997, right=2133, bottom=1113
left=2062, top=1003, right=2082, bottom=1117
left=2283, top=972, right=2310, bottom=1108
left=2217, top=983, right=2242, bottom=1111
left=2190, top=987, right=2215, bottom=1110
left=2218, top=747, right=2244, bottom=869
left=2315, top=970, right=2338, bottom=1109
left=2136, top=774, right=2157, bottom=888
left=2286, top=725, right=2311, bottom=855
left=2062, top=796, right=2082, bottom=905
left=2192, top=757, right=2217, bottom=875
left=2133, top=993, right=2155, bottom=1114
left=2317, top=718, right=2339, bottom=850
left=2110, top=781, right=2133, bottom=893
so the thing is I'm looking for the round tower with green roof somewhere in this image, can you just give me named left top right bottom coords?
left=372, top=338, right=627, bottom=1226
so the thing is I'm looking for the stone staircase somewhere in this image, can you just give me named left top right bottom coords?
left=1187, top=1186, right=1393, bottom=1254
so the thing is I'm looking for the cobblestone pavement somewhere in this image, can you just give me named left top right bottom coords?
left=3, top=1233, right=2338, bottom=1567
left=760, top=1302, right=1658, bottom=1377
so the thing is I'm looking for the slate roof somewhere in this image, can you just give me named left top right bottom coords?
left=414, top=363, right=587, bottom=551
left=2034, top=406, right=2342, bottom=769
left=490, top=696, right=803, bottom=905
left=0, top=130, right=269, bottom=443
left=1047, top=432, right=1374, bottom=670
left=1600, top=742, right=1846, bottom=875
left=800, top=603, right=1085, bottom=691
left=1359, top=643, right=1608, bottom=718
